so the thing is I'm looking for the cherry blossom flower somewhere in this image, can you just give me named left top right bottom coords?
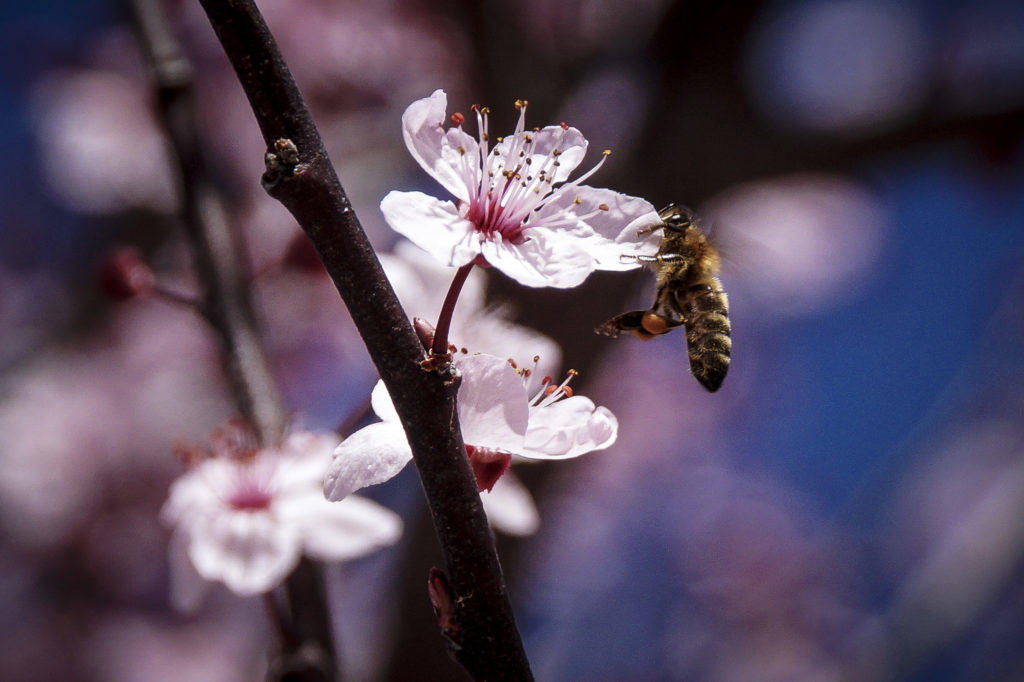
left=162, top=426, right=402, bottom=606
left=380, top=89, right=662, bottom=288
left=323, top=353, right=618, bottom=533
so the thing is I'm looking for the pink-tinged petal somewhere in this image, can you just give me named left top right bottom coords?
left=161, top=462, right=228, bottom=526
left=279, top=430, right=340, bottom=462
left=278, top=492, right=402, bottom=561
left=379, top=240, right=488, bottom=320
left=380, top=191, right=482, bottom=267
left=480, top=230, right=594, bottom=288
left=187, top=509, right=302, bottom=596
left=521, top=397, right=618, bottom=460
left=168, top=529, right=210, bottom=612
left=401, top=89, right=478, bottom=202
left=455, top=354, right=529, bottom=451
left=480, top=471, right=540, bottom=537
left=490, top=124, right=588, bottom=183
left=532, top=185, right=661, bottom=270
left=273, top=431, right=340, bottom=492
left=453, top=312, right=562, bottom=383
left=323, top=422, right=412, bottom=501
left=370, top=379, right=400, bottom=423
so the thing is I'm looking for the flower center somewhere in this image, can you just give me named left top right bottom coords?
left=228, top=487, right=273, bottom=511
left=227, top=468, right=274, bottom=511
left=453, top=100, right=611, bottom=247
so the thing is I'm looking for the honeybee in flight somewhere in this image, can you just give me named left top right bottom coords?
left=596, top=205, right=731, bottom=392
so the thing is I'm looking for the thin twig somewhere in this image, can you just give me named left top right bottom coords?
left=194, top=0, right=533, bottom=679
left=126, top=1, right=337, bottom=681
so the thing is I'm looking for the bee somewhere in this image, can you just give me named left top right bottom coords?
left=596, top=205, right=731, bottom=392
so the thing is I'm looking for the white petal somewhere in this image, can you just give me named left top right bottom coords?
left=401, top=89, right=478, bottom=202
left=187, top=509, right=302, bottom=596
left=379, top=240, right=488, bottom=321
left=279, top=492, right=403, bottom=561
left=323, top=422, right=412, bottom=501
left=455, top=353, right=529, bottom=451
left=480, top=230, right=594, bottom=288
left=490, top=125, right=588, bottom=183
left=370, top=379, right=400, bottom=423
left=533, top=185, right=662, bottom=270
left=279, top=430, right=340, bottom=461
left=520, top=397, right=618, bottom=460
left=452, top=312, right=562, bottom=382
left=273, top=431, right=340, bottom=493
left=380, top=191, right=482, bottom=267
left=480, top=472, right=540, bottom=537
left=161, top=461, right=228, bottom=526
left=168, top=529, right=211, bottom=612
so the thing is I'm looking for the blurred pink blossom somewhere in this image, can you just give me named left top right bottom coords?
left=703, top=173, right=887, bottom=317
left=31, top=68, right=176, bottom=214
left=163, top=426, right=402, bottom=604
left=85, top=613, right=259, bottom=682
left=0, top=304, right=225, bottom=550
left=745, top=1, right=929, bottom=132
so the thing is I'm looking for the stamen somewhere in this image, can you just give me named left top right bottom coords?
left=536, top=369, right=578, bottom=407
left=528, top=148, right=612, bottom=219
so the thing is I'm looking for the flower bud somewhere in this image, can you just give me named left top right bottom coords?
left=282, top=233, right=325, bottom=273
left=98, top=246, right=155, bottom=300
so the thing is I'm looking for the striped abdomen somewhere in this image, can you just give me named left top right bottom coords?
left=681, top=280, right=731, bottom=392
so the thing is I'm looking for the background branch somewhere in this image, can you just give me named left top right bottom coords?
left=193, top=0, right=533, bottom=678
left=127, top=1, right=336, bottom=680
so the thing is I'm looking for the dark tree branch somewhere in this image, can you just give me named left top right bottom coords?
left=127, top=1, right=336, bottom=680
left=193, top=0, right=533, bottom=679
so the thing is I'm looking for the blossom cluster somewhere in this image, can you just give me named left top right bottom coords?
left=163, top=88, right=653, bottom=598
left=162, top=425, right=401, bottom=605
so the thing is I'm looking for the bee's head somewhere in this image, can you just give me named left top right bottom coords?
left=659, top=204, right=697, bottom=234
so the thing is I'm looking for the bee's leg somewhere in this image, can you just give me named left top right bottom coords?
left=639, top=311, right=683, bottom=336
left=596, top=309, right=682, bottom=340
left=648, top=284, right=687, bottom=333
left=595, top=310, right=647, bottom=338
left=637, top=223, right=664, bottom=237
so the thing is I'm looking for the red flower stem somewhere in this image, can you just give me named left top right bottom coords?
left=431, top=263, right=474, bottom=356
